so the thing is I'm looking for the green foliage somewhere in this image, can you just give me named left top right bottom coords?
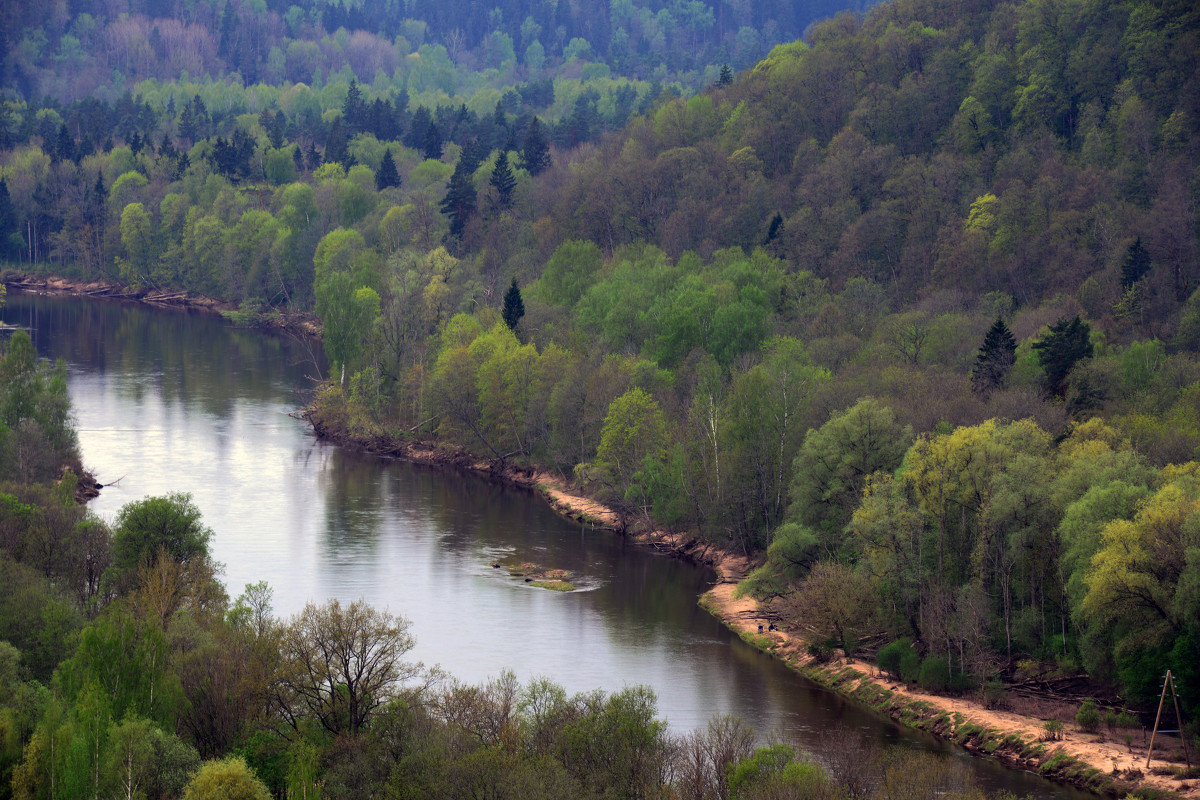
left=877, top=638, right=920, bottom=682
left=1033, top=316, right=1094, bottom=399
left=917, top=655, right=952, bottom=692
left=501, top=278, right=525, bottom=331
left=182, top=756, right=272, bottom=800
left=106, top=492, right=212, bottom=593
left=1075, top=699, right=1101, bottom=733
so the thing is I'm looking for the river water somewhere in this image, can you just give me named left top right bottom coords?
left=2, top=291, right=1091, bottom=798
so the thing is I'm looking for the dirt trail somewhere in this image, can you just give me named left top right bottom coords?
left=532, top=471, right=1198, bottom=799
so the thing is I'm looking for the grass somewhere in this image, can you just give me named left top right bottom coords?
left=531, top=580, right=575, bottom=592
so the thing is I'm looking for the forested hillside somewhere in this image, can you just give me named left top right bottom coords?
left=2, top=0, right=1199, bottom=740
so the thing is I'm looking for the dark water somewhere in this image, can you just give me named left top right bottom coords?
left=2, top=291, right=1092, bottom=798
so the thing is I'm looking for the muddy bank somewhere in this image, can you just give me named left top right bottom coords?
left=306, top=408, right=1200, bottom=797
left=1, top=272, right=322, bottom=338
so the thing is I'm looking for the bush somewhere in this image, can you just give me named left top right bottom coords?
left=1044, top=720, right=1064, bottom=741
left=917, top=655, right=951, bottom=692
left=877, top=637, right=920, bottom=682
left=1116, top=711, right=1139, bottom=729
left=1076, top=699, right=1102, bottom=733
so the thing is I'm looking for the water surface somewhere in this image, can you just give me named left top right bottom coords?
left=2, top=291, right=1091, bottom=798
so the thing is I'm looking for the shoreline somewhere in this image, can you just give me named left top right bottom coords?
left=0, top=271, right=323, bottom=339
left=308, top=415, right=1196, bottom=799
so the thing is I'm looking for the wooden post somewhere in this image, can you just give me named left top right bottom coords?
left=1168, top=671, right=1191, bottom=769
left=1146, top=670, right=1190, bottom=770
left=1146, top=671, right=1170, bottom=769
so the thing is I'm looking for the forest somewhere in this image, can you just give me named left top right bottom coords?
left=1, top=0, right=1199, bottom=789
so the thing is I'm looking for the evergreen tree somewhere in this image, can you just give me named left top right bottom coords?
left=405, top=105, right=431, bottom=151
left=0, top=179, right=17, bottom=259
left=1120, top=237, right=1151, bottom=288
left=489, top=150, right=516, bottom=207
left=325, top=119, right=350, bottom=167
left=1032, top=315, right=1094, bottom=398
left=502, top=278, right=525, bottom=331
left=422, top=121, right=443, bottom=161
left=717, top=64, right=734, bottom=86
left=343, top=80, right=367, bottom=132
left=439, top=161, right=477, bottom=239
left=970, top=317, right=1017, bottom=395
left=521, top=117, right=551, bottom=176
left=375, top=148, right=401, bottom=190
left=305, top=142, right=322, bottom=171
left=293, top=145, right=305, bottom=174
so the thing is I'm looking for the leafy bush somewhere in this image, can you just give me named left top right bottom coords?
left=917, top=655, right=951, bottom=692
left=1116, top=711, right=1139, bottom=729
left=1043, top=720, right=1064, bottom=741
left=1076, top=699, right=1102, bottom=733
left=877, top=638, right=920, bottom=682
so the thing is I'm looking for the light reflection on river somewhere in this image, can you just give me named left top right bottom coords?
left=2, top=291, right=1091, bottom=798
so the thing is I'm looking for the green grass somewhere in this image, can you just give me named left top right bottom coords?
left=531, top=580, right=575, bottom=592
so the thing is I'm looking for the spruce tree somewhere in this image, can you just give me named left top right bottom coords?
left=489, top=150, right=516, bottom=207
left=440, top=161, right=477, bottom=239
left=521, top=117, right=551, bottom=176
left=717, top=64, right=734, bottom=86
left=375, top=148, right=401, bottom=190
left=970, top=317, right=1017, bottom=395
left=1032, top=315, right=1093, bottom=398
left=422, top=121, right=443, bottom=160
left=1120, top=237, right=1151, bottom=288
left=325, top=119, right=350, bottom=167
left=502, top=278, right=525, bottom=331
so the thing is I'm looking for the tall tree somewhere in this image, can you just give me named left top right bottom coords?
left=501, top=277, right=524, bottom=330
left=521, top=117, right=551, bottom=176
left=1120, top=237, right=1151, bottom=288
left=970, top=317, right=1017, bottom=395
left=489, top=150, right=516, bottom=207
left=1032, top=316, right=1094, bottom=398
left=440, top=161, right=477, bottom=239
left=375, top=148, right=400, bottom=191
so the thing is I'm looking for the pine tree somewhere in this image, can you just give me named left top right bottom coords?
left=970, top=317, right=1017, bottom=395
left=325, top=119, right=350, bottom=167
left=717, top=64, right=734, bottom=86
left=1120, top=237, right=1151, bottom=288
left=440, top=161, right=477, bottom=239
left=1032, top=315, right=1093, bottom=398
left=502, top=278, right=525, bottom=331
left=489, top=150, right=516, bottom=207
left=375, top=148, right=401, bottom=190
left=343, top=80, right=366, bottom=132
left=521, top=117, right=550, bottom=176
left=422, top=121, right=443, bottom=160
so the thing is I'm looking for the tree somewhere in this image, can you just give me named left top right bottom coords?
left=779, top=562, right=877, bottom=656
left=970, top=317, right=1017, bottom=395
left=1032, top=316, right=1094, bottom=398
left=440, top=161, right=477, bottom=239
left=521, top=117, right=551, bottom=176
left=182, top=756, right=271, bottom=800
left=489, top=150, right=516, bottom=207
left=717, top=64, right=734, bottom=86
left=375, top=148, right=400, bottom=191
left=1120, top=237, right=1151, bottom=288
left=277, top=599, right=421, bottom=736
left=502, top=278, right=524, bottom=331
left=788, top=399, right=912, bottom=549
left=106, top=493, right=213, bottom=594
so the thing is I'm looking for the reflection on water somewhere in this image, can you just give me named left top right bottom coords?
left=2, top=292, right=1089, bottom=798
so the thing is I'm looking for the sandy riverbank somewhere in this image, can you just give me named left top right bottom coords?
left=504, top=466, right=1198, bottom=798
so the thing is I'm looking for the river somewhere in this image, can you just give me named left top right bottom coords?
left=2, top=290, right=1091, bottom=798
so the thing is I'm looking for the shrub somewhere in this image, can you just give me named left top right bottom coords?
left=1043, top=720, right=1064, bottom=741
left=1076, top=699, right=1102, bottom=733
left=917, top=655, right=951, bottom=692
left=1116, top=711, right=1139, bottom=729
left=877, top=637, right=920, bottom=682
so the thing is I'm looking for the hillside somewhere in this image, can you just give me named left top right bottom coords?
left=2, top=0, right=1199, bottom=747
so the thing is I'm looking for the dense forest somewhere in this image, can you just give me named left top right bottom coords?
left=0, top=319, right=1027, bottom=798
left=1, top=0, right=1200, bottom=785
